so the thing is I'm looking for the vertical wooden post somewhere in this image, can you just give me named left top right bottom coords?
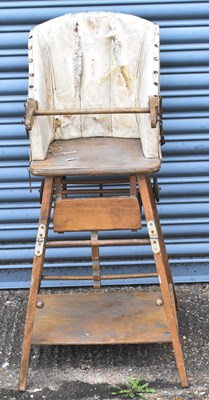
left=130, top=175, right=137, bottom=196
left=18, top=177, right=54, bottom=391
left=137, top=174, right=188, bottom=388
left=91, top=231, right=101, bottom=289
left=54, top=177, right=62, bottom=200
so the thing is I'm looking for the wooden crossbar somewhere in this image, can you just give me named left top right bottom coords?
left=36, top=107, right=150, bottom=116
left=42, top=273, right=158, bottom=281
left=45, top=239, right=150, bottom=248
left=24, top=97, right=159, bottom=130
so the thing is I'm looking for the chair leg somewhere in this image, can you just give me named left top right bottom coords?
left=139, top=174, right=179, bottom=310
left=137, top=174, right=189, bottom=388
left=18, top=177, right=54, bottom=391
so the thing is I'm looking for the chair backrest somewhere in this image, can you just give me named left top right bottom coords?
left=28, top=12, right=160, bottom=160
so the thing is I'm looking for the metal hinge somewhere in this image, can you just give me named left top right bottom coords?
left=35, top=223, right=46, bottom=256
left=147, top=220, right=160, bottom=254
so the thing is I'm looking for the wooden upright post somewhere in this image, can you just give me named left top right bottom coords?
left=137, top=174, right=188, bottom=388
left=19, top=177, right=54, bottom=391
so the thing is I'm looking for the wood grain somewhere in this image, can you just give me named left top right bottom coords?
left=53, top=196, right=141, bottom=231
left=29, top=138, right=161, bottom=176
left=32, top=292, right=171, bottom=345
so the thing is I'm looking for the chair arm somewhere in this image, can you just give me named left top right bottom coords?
left=149, top=96, right=160, bottom=128
left=24, top=98, right=38, bottom=132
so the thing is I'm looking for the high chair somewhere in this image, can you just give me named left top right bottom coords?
left=19, top=12, right=188, bottom=390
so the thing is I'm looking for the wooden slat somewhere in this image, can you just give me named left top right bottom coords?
left=32, top=292, right=171, bottom=345
left=53, top=197, right=141, bottom=232
left=42, top=273, right=159, bottom=281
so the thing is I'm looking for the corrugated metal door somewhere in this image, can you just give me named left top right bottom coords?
left=0, top=1, right=209, bottom=289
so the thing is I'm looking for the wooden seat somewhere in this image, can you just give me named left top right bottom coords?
left=18, top=11, right=189, bottom=391
left=30, top=138, right=161, bottom=176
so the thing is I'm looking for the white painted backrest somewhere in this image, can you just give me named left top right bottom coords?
left=28, top=12, right=160, bottom=161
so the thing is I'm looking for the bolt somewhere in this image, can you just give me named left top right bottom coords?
left=36, top=300, right=44, bottom=309
left=156, top=298, right=163, bottom=306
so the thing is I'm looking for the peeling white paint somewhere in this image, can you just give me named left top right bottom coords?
left=28, top=12, right=160, bottom=160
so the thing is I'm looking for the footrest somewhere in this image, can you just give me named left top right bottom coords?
left=53, top=197, right=141, bottom=232
left=32, top=292, right=171, bottom=345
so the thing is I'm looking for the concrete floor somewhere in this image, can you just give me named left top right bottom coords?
left=0, top=284, right=208, bottom=400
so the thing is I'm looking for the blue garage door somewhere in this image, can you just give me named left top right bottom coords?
left=0, top=1, right=209, bottom=288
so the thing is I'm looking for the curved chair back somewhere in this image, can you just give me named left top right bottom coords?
left=27, top=12, right=160, bottom=160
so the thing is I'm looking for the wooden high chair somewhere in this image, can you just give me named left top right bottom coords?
left=19, top=12, right=188, bottom=391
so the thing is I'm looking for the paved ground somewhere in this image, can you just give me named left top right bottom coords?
left=0, top=284, right=208, bottom=400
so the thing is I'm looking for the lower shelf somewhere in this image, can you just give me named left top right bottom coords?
left=32, top=291, right=171, bottom=345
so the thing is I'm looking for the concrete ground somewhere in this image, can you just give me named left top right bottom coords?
left=0, top=284, right=208, bottom=400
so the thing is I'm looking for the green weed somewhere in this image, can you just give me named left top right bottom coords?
left=111, top=376, right=156, bottom=399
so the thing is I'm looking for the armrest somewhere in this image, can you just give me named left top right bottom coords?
left=149, top=96, right=159, bottom=128
left=24, top=98, right=38, bottom=132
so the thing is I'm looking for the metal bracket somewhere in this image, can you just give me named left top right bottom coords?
left=39, top=179, right=44, bottom=204
left=147, top=220, right=160, bottom=254
left=35, top=223, right=46, bottom=256
left=28, top=168, right=32, bottom=193
left=152, top=177, right=160, bottom=203
left=158, top=97, right=165, bottom=146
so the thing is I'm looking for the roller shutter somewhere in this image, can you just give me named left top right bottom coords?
left=0, top=1, right=209, bottom=288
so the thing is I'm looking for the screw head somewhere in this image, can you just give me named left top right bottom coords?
left=36, top=300, right=44, bottom=309
left=155, top=298, right=163, bottom=306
